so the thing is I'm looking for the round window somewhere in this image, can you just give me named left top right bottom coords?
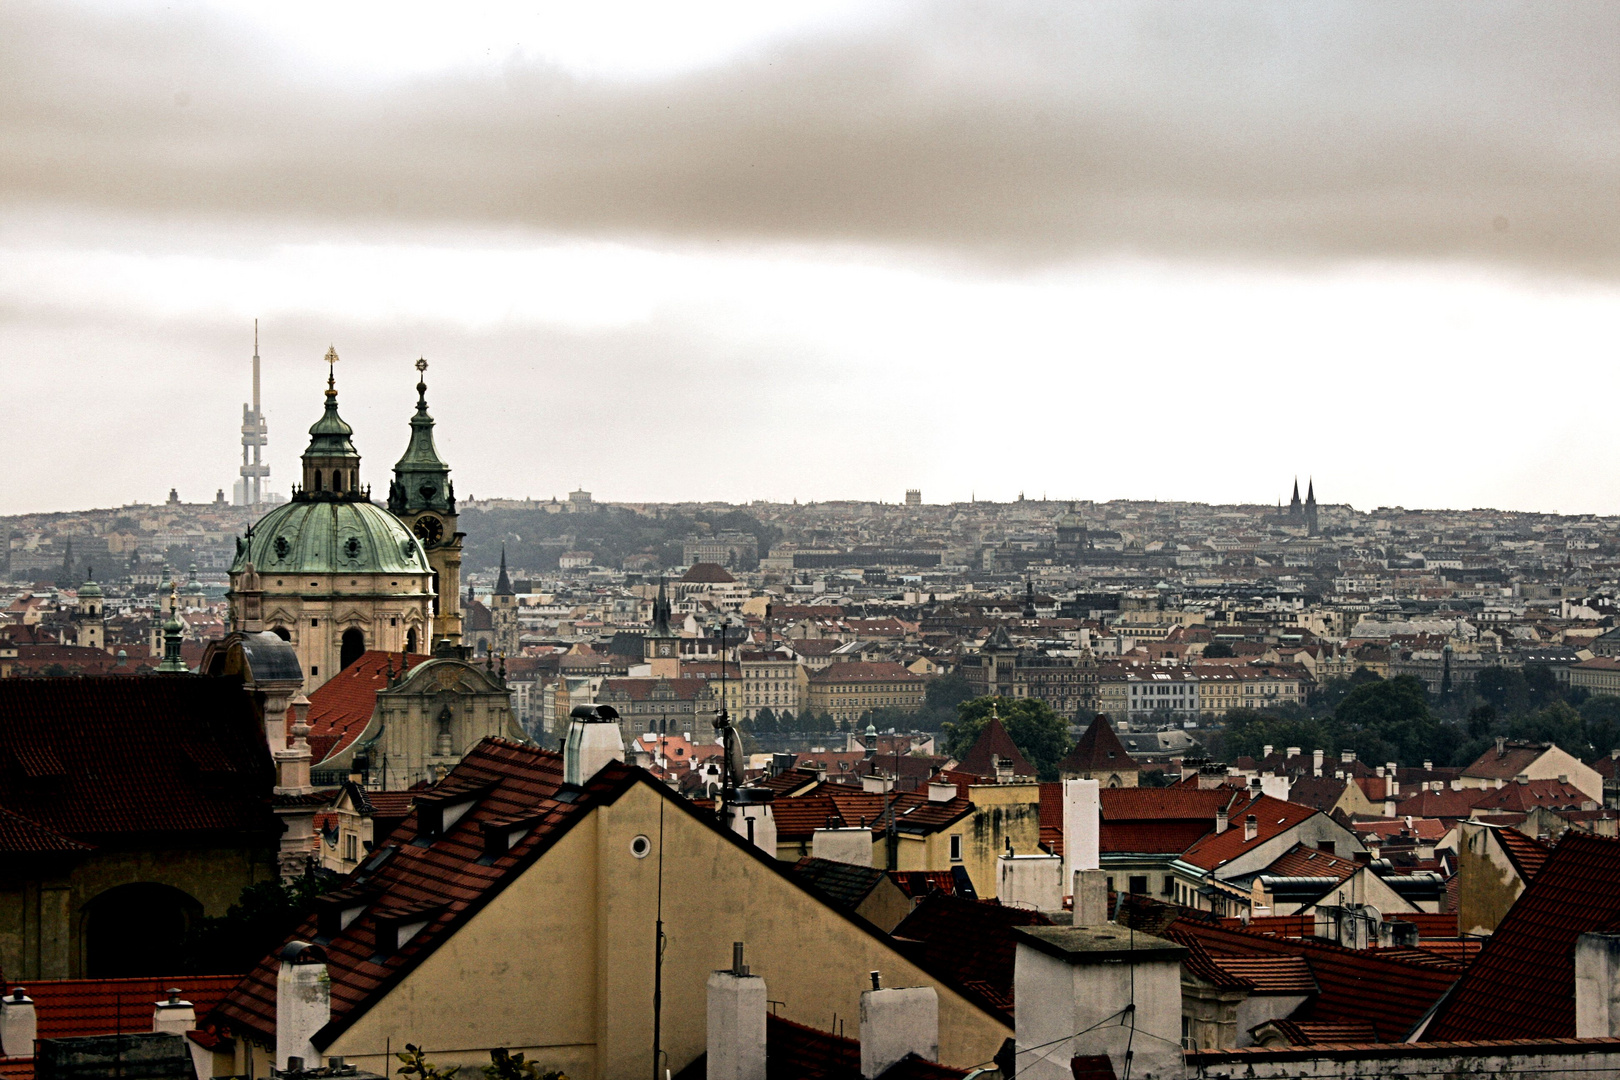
left=630, top=835, right=652, bottom=859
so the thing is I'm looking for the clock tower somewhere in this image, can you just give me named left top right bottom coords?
left=388, top=358, right=463, bottom=645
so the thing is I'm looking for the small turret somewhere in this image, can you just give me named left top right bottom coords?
left=297, top=348, right=363, bottom=501
left=157, top=583, right=188, bottom=673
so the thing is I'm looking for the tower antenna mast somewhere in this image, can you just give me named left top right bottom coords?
left=238, top=320, right=270, bottom=505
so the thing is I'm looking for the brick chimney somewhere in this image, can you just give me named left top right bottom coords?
left=708, top=943, right=766, bottom=1080
left=859, top=975, right=938, bottom=1080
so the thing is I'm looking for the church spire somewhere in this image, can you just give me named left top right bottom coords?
left=157, top=582, right=188, bottom=673
left=495, top=545, right=513, bottom=596
left=390, top=357, right=453, bottom=515
left=651, top=575, right=673, bottom=637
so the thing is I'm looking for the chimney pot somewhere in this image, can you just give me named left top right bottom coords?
left=870, top=971, right=882, bottom=991
left=1215, top=807, right=1229, bottom=834
left=1244, top=815, right=1258, bottom=842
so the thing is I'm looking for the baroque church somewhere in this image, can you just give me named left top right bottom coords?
left=221, top=350, right=527, bottom=793
left=227, top=352, right=465, bottom=692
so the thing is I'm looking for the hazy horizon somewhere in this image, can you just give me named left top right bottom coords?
left=3, top=1, right=1617, bottom=517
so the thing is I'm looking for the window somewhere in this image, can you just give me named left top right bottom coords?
left=949, top=835, right=963, bottom=862
left=1128, top=875, right=1148, bottom=895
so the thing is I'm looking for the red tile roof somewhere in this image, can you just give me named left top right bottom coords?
left=762, top=1013, right=966, bottom=1080
left=0, top=677, right=280, bottom=842
left=1168, top=920, right=1458, bottom=1042
left=890, top=895, right=1051, bottom=1015
left=0, top=805, right=91, bottom=853
left=806, top=662, right=923, bottom=685
left=954, top=717, right=1035, bottom=779
left=1262, top=844, right=1358, bottom=883
left=1388, top=911, right=1459, bottom=939
left=1461, top=741, right=1554, bottom=781
left=1472, top=779, right=1590, bottom=813
left=1495, top=826, right=1553, bottom=880
left=1425, top=832, right=1620, bottom=1041
left=4, top=975, right=243, bottom=1041
left=306, top=651, right=431, bottom=764
left=1209, top=954, right=1318, bottom=994
left=1179, top=796, right=1320, bottom=871
left=1057, top=715, right=1137, bottom=775
left=211, top=739, right=638, bottom=1046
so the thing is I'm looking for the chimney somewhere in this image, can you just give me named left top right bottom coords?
left=812, top=826, right=873, bottom=866
left=1313, top=749, right=1324, bottom=777
left=0, top=988, right=35, bottom=1058
left=1286, top=746, right=1301, bottom=760
left=275, top=942, right=330, bottom=1071
left=1013, top=926, right=1186, bottom=1080
left=1262, top=744, right=1274, bottom=759
left=1215, top=806, right=1229, bottom=834
left=708, top=943, right=766, bottom=1080
left=862, top=775, right=895, bottom=795
left=1062, top=779, right=1107, bottom=926
left=1424, top=759, right=1434, bottom=771
left=564, top=704, right=624, bottom=785
left=1576, top=932, right=1620, bottom=1038
left=1384, top=799, right=1396, bottom=817
left=1496, top=736, right=1506, bottom=757
left=1375, top=765, right=1385, bottom=778
left=926, top=781, right=957, bottom=803
left=152, top=989, right=195, bottom=1036
left=1341, top=749, right=1356, bottom=764
left=998, top=852, right=1064, bottom=913
left=859, top=978, right=939, bottom=1079
left=724, top=789, right=777, bottom=855
left=1244, top=814, right=1258, bottom=842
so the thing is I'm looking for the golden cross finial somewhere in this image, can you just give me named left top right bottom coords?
left=325, top=346, right=339, bottom=393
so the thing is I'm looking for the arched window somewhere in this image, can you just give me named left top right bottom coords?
left=333, top=470, right=343, bottom=493
left=314, top=470, right=323, bottom=492
left=82, top=883, right=201, bottom=977
left=341, top=627, right=365, bottom=670
left=406, top=627, right=418, bottom=653
left=271, top=625, right=291, bottom=641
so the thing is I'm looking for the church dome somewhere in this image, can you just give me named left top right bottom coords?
left=234, top=498, right=430, bottom=577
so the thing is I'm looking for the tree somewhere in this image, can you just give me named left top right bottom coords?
left=942, top=696, right=1072, bottom=781
left=1333, top=675, right=1449, bottom=767
left=184, top=869, right=335, bottom=974
left=1580, top=696, right=1620, bottom=757
left=1219, top=708, right=1332, bottom=762
left=1508, top=700, right=1589, bottom=755
left=1202, top=642, right=1235, bottom=658
left=750, top=707, right=777, bottom=735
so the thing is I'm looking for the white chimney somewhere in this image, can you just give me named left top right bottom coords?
left=564, top=705, right=625, bottom=785
left=862, top=775, right=895, bottom=795
left=1062, top=778, right=1101, bottom=886
left=1262, top=744, right=1273, bottom=759
left=152, top=989, right=196, bottom=1036
left=1014, top=926, right=1185, bottom=1080
left=275, top=942, right=330, bottom=1071
left=998, top=853, right=1063, bottom=912
left=1577, top=933, right=1620, bottom=1038
left=1215, top=806, right=1229, bottom=834
left=926, top=781, right=957, bottom=803
left=1313, top=749, right=1324, bottom=777
left=1341, top=749, right=1356, bottom=764
left=859, top=978, right=938, bottom=1080
left=1260, top=773, right=1291, bottom=802
left=708, top=944, right=766, bottom=1080
left=0, top=988, right=36, bottom=1058
left=1243, top=814, right=1258, bottom=842
left=813, top=827, right=874, bottom=866
left=1286, top=746, right=1301, bottom=760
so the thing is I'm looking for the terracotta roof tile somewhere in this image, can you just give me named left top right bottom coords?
left=1180, top=796, right=1319, bottom=871
left=1057, top=715, right=1137, bottom=775
left=7, top=976, right=243, bottom=1042
left=0, top=677, right=279, bottom=841
left=306, top=651, right=430, bottom=763
left=1425, top=832, right=1620, bottom=1040
left=890, top=895, right=1051, bottom=1015
left=954, top=717, right=1035, bottom=779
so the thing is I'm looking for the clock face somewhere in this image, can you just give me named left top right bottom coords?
left=413, top=516, right=444, bottom=548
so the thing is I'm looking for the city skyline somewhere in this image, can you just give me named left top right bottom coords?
left=3, top=1, right=1618, bottom=515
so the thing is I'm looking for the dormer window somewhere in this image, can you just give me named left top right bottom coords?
left=371, top=902, right=445, bottom=960
left=413, top=784, right=494, bottom=845
left=478, top=814, right=544, bottom=864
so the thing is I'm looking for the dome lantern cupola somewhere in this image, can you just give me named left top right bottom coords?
left=299, top=347, right=364, bottom=501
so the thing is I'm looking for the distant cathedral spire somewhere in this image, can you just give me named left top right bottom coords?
left=495, top=545, right=513, bottom=596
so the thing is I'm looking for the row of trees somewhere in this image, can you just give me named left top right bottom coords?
left=1216, top=667, right=1620, bottom=769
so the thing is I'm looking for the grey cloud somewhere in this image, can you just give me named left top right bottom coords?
left=0, top=1, right=1617, bottom=267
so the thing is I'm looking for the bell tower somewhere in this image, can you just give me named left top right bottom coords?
left=644, top=576, right=680, bottom=679
left=389, top=358, right=463, bottom=646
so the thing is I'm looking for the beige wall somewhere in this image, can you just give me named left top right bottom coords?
left=324, top=782, right=1010, bottom=1079
left=1457, top=822, right=1530, bottom=937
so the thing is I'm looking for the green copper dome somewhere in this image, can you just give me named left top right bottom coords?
left=233, top=499, right=430, bottom=576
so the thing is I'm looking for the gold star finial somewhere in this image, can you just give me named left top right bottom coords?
left=415, top=357, right=428, bottom=374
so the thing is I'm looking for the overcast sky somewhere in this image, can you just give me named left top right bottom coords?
left=2, top=0, right=1617, bottom=516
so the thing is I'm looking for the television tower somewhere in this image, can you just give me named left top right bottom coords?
left=237, top=321, right=270, bottom=505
